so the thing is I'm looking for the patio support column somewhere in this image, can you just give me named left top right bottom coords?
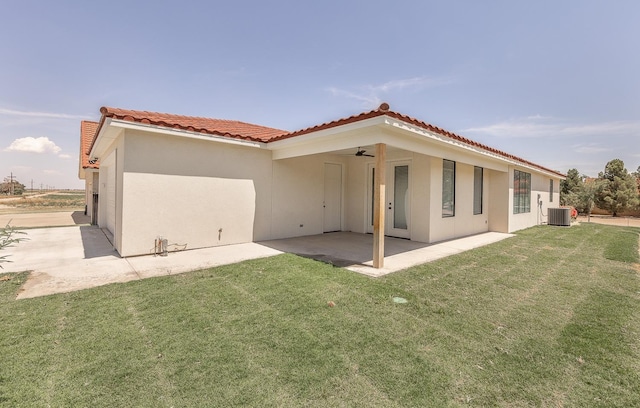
left=373, top=143, right=386, bottom=268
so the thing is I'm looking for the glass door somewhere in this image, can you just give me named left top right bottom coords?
left=367, top=162, right=410, bottom=238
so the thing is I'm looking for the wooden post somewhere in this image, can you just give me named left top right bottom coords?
left=373, top=143, right=386, bottom=268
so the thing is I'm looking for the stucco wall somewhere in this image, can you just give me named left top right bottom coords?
left=120, top=173, right=258, bottom=256
left=97, top=136, right=125, bottom=253
left=345, top=156, right=367, bottom=234
left=270, top=154, right=348, bottom=239
left=507, top=166, right=562, bottom=232
left=117, top=130, right=273, bottom=257
left=428, top=159, right=490, bottom=243
left=487, top=170, right=509, bottom=233
left=409, top=153, right=431, bottom=243
left=83, top=171, right=99, bottom=224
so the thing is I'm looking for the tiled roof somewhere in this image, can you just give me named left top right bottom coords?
left=99, top=107, right=286, bottom=142
left=91, top=104, right=564, bottom=178
left=275, top=103, right=566, bottom=178
left=80, top=120, right=99, bottom=169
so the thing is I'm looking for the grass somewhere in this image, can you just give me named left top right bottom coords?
left=0, top=223, right=638, bottom=407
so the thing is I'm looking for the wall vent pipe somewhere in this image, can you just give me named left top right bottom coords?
left=155, top=236, right=169, bottom=256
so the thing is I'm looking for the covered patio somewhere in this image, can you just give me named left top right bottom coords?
left=267, top=105, right=515, bottom=269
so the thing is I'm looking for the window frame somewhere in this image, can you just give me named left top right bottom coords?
left=473, top=166, right=483, bottom=215
left=442, top=159, right=456, bottom=217
left=549, top=179, right=554, bottom=202
left=513, top=169, right=531, bottom=214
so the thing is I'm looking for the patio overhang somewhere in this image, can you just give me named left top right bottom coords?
left=266, top=115, right=515, bottom=174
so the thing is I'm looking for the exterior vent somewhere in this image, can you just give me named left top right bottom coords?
left=548, top=208, right=571, bottom=226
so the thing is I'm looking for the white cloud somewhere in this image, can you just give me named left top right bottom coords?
left=327, top=87, right=381, bottom=107
left=58, top=153, right=72, bottom=159
left=573, top=144, right=613, bottom=154
left=463, top=117, right=640, bottom=139
left=0, top=107, right=90, bottom=120
left=43, top=169, right=62, bottom=175
left=4, top=137, right=62, bottom=154
left=328, top=75, right=456, bottom=108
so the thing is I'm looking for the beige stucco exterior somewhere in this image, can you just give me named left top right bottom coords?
left=88, top=115, right=563, bottom=257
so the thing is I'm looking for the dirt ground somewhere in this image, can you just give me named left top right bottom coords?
left=577, top=214, right=640, bottom=228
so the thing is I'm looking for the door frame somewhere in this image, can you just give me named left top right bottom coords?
left=366, top=160, right=411, bottom=238
left=323, top=162, right=344, bottom=233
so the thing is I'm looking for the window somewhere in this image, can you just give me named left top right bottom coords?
left=549, top=179, right=554, bottom=202
left=474, top=166, right=483, bottom=215
left=513, top=170, right=531, bottom=214
left=442, top=160, right=455, bottom=217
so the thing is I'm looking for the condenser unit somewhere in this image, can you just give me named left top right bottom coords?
left=548, top=208, right=571, bottom=226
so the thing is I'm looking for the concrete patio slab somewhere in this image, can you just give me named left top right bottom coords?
left=260, top=231, right=514, bottom=277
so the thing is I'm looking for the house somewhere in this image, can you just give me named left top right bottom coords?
left=78, top=120, right=99, bottom=223
left=79, top=103, right=564, bottom=267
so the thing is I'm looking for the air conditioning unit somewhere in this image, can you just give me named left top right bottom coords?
left=548, top=208, right=571, bottom=226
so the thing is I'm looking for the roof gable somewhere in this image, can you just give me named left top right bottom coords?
left=80, top=120, right=99, bottom=169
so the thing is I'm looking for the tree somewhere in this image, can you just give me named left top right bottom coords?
left=560, top=168, right=582, bottom=205
left=576, top=178, right=599, bottom=220
left=0, top=177, right=25, bottom=195
left=594, top=159, right=639, bottom=216
left=634, top=166, right=640, bottom=210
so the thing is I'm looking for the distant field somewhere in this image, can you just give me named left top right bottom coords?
left=0, top=191, right=85, bottom=214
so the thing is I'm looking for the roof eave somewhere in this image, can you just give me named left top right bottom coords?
left=90, top=118, right=268, bottom=160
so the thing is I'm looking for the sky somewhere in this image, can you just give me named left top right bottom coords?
left=1, top=0, right=638, bottom=189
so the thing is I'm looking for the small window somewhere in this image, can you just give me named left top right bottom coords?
left=474, top=167, right=483, bottom=215
left=549, top=179, right=553, bottom=202
left=513, top=169, right=531, bottom=214
left=442, top=160, right=455, bottom=217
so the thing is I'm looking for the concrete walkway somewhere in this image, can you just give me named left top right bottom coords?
left=2, top=226, right=513, bottom=299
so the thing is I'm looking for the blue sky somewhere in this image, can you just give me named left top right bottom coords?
left=1, top=0, right=638, bottom=189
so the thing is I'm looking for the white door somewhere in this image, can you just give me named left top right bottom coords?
left=367, top=162, right=410, bottom=238
left=323, top=163, right=342, bottom=232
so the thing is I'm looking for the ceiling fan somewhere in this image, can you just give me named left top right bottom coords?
left=355, top=147, right=375, bottom=157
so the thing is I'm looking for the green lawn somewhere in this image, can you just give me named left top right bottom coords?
left=1, top=223, right=639, bottom=407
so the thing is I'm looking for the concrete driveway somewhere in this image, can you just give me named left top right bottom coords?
left=0, top=210, right=90, bottom=228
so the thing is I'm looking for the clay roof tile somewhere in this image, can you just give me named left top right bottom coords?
left=80, top=120, right=99, bottom=169
left=91, top=105, right=564, bottom=178
left=99, top=107, right=286, bottom=143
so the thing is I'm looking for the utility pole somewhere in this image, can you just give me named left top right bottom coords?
left=31, top=179, right=33, bottom=193
left=9, top=172, right=15, bottom=195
